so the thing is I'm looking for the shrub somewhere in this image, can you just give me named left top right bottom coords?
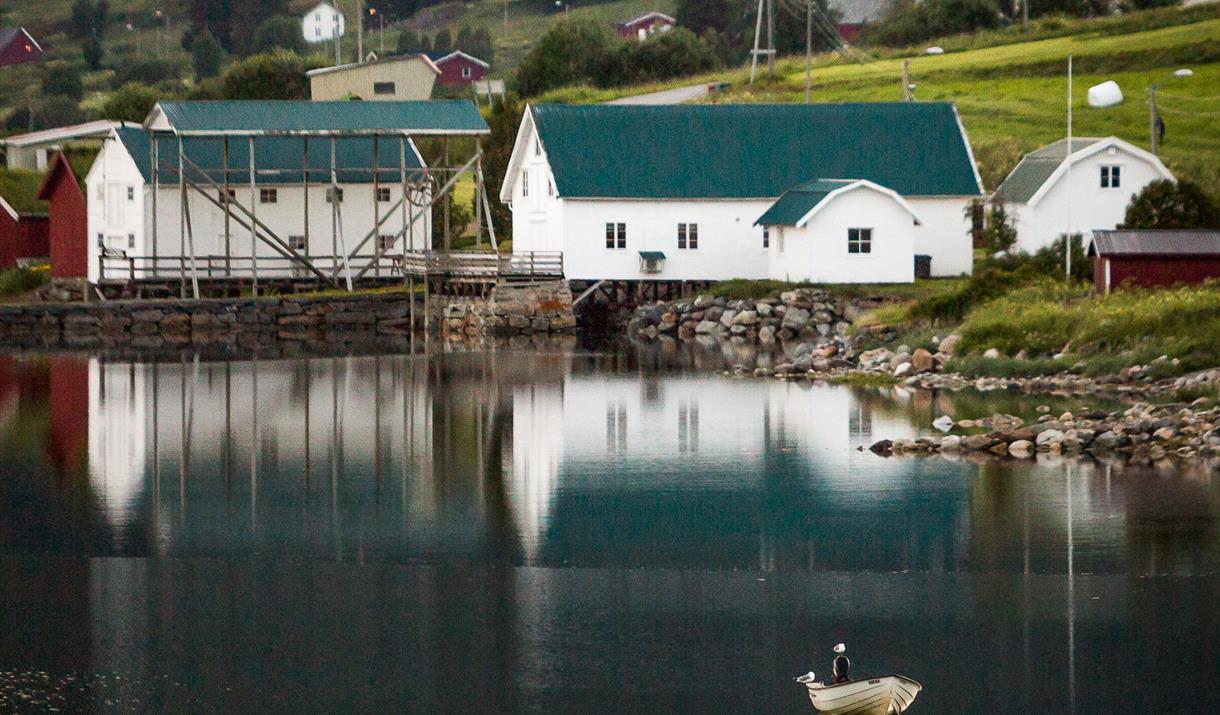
left=191, top=28, right=225, bottom=80
left=220, top=51, right=323, bottom=100
left=517, top=19, right=615, bottom=97
left=250, top=16, right=306, bottom=56
left=1122, top=179, right=1220, bottom=229
left=116, top=57, right=183, bottom=85
left=866, top=0, right=1004, bottom=47
left=0, top=267, right=48, bottom=298
left=101, top=83, right=165, bottom=123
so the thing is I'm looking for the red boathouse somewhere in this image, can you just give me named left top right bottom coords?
left=37, top=152, right=89, bottom=279
left=1089, top=229, right=1220, bottom=294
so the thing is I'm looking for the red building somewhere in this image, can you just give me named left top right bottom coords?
left=0, top=195, right=49, bottom=268
left=429, top=51, right=489, bottom=86
left=1089, top=229, right=1220, bottom=294
left=0, top=27, right=43, bottom=68
left=37, top=152, right=88, bottom=279
left=616, top=11, right=675, bottom=41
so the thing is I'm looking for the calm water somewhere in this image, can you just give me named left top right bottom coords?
left=1, top=343, right=1217, bottom=713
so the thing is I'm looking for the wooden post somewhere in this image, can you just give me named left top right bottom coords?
left=249, top=136, right=259, bottom=296
left=902, top=60, right=913, bottom=102
left=474, top=143, right=484, bottom=250
left=303, top=137, right=310, bottom=267
left=150, top=131, right=158, bottom=271
left=399, top=136, right=409, bottom=254
left=373, top=134, right=382, bottom=278
left=178, top=136, right=187, bottom=298
left=223, top=136, right=231, bottom=276
left=180, top=136, right=200, bottom=299
left=443, top=137, right=450, bottom=252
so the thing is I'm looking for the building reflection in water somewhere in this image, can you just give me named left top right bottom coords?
left=0, top=347, right=1216, bottom=712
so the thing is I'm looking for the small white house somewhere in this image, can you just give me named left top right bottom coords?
left=85, top=126, right=431, bottom=284
left=302, top=1, right=346, bottom=44
left=993, top=136, right=1174, bottom=254
left=501, top=103, right=982, bottom=283
left=757, top=179, right=921, bottom=284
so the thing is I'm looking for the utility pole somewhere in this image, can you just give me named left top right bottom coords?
left=1148, top=86, right=1159, bottom=155
left=355, top=0, right=364, bottom=60
left=805, top=0, right=813, bottom=103
left=902, top=60, right=912, bottom=101
left=1022, top=0, right=1028, bottom=27
left=504, top=0, right=509, bottom=39
left=767, top=0, right=777, bottom=78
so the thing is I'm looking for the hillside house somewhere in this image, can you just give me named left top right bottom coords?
left=829, top=0, right=887, bottom=43
left=428, top=51, right=489, bottom=86
left=616, top=12, right=675, bottom=41
left=0, top=28, right=42, bottom=68
left=307, top=54, right=439, bottom=101
left=1089, top=229, right=1220, bottom=294
left=994, top=136, right=1174, bottom=254
left=501, top=103, right=982, bottom=283
left=302, top=1, right=346, bottom=44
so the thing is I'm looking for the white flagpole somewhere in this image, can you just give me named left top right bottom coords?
left=1066, top=53, right=1073, bottom=279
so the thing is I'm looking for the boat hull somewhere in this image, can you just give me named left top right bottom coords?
left=804, top=675, right=922, bottom=715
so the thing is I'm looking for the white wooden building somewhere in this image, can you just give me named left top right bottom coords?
left=993, top=136, right=1174, bottom=254
left=302, top=1, right=346, bottom=44
left=501, top=103, right=983, bottom=283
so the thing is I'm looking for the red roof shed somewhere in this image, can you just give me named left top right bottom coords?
left=37, top=152, right=88, bottom=279
left=1089, top=229, right=1220, bottom=294
left=0, top=196, right=49, bottom=268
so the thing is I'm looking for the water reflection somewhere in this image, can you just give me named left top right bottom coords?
left=1, top=347, right=1218, bottom=712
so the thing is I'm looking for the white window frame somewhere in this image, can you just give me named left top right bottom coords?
left=288, top=235, right=307, bottom=252
left=521, top=170, right=529, bottom=197
left=1100, top=164, right=1122, bottom=189
left=605, top=222, right=626, bottom=250
left=677, top=222, right=698, bottom=250
left=762, top=226, right=770, bottom=249
left=259, top=188, right=278, bottom=204
left=376, top=187, right=391, bottom=202
left=461, top=66, right=472, bottom=79
left=847, top=227, right=873, bottom=255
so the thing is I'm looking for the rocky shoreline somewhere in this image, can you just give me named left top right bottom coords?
left=869, top=400, right=1220, bottom=462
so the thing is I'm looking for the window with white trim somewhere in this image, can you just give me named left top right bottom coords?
left=605, top=222, right=626, bottom=249
left=376, top=187, right=391, bottom=202
left=127, top=233, right=135, bottom=249
left=1100, top=165, right=1121, bottom=188
left=762, top=227, right=769, bottom=248
left=259, top=188, right=278, bottom=204
left=289, top=235, right=307, bottom=251
left=126, top=186, right=134, bottom=201
left=677, top=222, right=698, bottom=250
left=461, top=66, right=472, bottom=79
left=848, top=227, right=873, bottom=254
left=521, top=170, right=529, bottom=197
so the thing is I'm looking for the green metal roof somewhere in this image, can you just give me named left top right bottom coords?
left=638, top=250, right=666, bottom=259
left=530, top=103, right=981, bottom=199
left=152, top=100, right=489, bottom=135
left=116, top=127, right=426, bottom=186
left=755, top=179, right=855, bottom=226
left=993, top=137, right=1103, bottom=203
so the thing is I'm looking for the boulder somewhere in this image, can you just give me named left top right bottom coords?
left=932, top=415, right=955, bottom=432
left=719, top=309, right=738, bottom=327
left=733, top=310, right=758, bottom=326
left=963, top=434, right=997, bottom=451
left=1008, top=440, right=1035, bottom=458
left=758, top=325, right=776, bottom=344
left=911, top=348, right=935, bottom=373
left=983, top=348, right=1001, bottom=359
left=781, top=307, right=810, bottom=331
left=893, top=362, right=912, bottom=377
left=939, top=435, right=962, bottom=452
left=1035, top=429, right=1065, bottom=447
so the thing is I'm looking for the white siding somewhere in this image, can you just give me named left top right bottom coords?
left=908, top=196, right=974, bottom=276
left=1013, top=142, right=1172, bottom=254
left=768, top=188, right=916, bottom=284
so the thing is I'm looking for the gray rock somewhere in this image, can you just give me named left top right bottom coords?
left=781, top=307, right=810, bottom=330
left=719, top=309, right=738, bottom=327
left=758, top=325, right=776, bottom=343
left=932, top=415, right=955, bottom=432
left=1008, top=440, right=1035, bottom=457
left=1035, top=429, right=1065, bottom=447
left=940, top=435, right=962, bottom=451
left=733, top=310, right=758, bottom=326
left=983, top=347, right=1001, bottom=359
left=893, top=362, right=912, bottom=377
left=694, top=320, right=719, bottom=335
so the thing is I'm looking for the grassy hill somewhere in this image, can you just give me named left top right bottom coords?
left=536, top=5, right=1220, bottom=198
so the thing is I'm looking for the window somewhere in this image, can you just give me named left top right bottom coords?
left=259, top=188, right=278, bottom=204
left=534, top=137, right=542, bottom=156
left=376, top=187, right=391, bottom=202
left=762, top=227, right=770, bottom=248
left=378, top=234, right=397, bottom=252
left=848, top=227, right=873, bottom=254
left=521, top=170, right=529, bottom=197
left=326, top=187, right=344, bottom=203
left=605, top=222, right=626, bottom=249
left=461, top=66, right=472, bottom=79
left=127, top=233, right=135, bottom=249
left=547, top=178, right=553, bottom=196
left=373, top=81, right=396, bottom=95
left=315, top=27, right=322, bottom=38
left=1100, top=165, right=1121, bottom=188
left=218, top=188, right=235, bottom=202
left=289, top=235, right=307, bottom=251
left=96, top=233, right=103, bottom=247
left=126, top=186, right=134, bottom=201
left=677, top=223, right=698, bottom=250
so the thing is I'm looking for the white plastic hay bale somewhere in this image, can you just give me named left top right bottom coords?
left=1087, top=80, right=1124, bottom=108
left=924, top=46, right=944, bottom=55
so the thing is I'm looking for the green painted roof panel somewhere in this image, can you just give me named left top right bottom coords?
left=993, top=137, right=1104, bottom=203
left=531, top=103, right=981, bottom=199
left=154, top=100, right=488, bottom=135
left=755, top=179, right=854, bottom=226
left=116, top=127, right=426, bottom=186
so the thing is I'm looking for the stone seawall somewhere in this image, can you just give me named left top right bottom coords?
left=0, top=292, right=420, bottom=350
left=440, top=280, right=577, bottom=338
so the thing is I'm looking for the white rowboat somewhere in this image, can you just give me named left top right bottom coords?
left=801, top=675, right=922, bottom=715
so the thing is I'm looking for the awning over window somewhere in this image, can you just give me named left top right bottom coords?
left=638, top=251, right=666, bottom=260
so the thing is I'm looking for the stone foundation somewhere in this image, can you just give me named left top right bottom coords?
left=439, top=280, right=577, bottom=338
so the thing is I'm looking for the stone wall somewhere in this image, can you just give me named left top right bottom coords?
left=439, top=280, right=577, bottom=338
left=0, top=292, right=419, bottom=350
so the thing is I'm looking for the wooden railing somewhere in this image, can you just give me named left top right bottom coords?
left=98, top=250, right=564, bottom=285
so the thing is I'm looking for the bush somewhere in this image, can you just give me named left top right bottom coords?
left=251, top=16, right=306, bottom=55
left=1122, top=179, right=1220, bottom=229
left=41, top=60, right=85, bottom=100
left=866, top=0, right=1004, bottom=47
left=517, top=19, right=615, bottom=97
left=0, top=267, right=48, bottom=298
left=101, top=83, right=165, bottom=123
left=221, top=51, right=323, bottom=100
left=597, top=27, right=720, bottom=87
left=191, top=29, right=225, bottom=80
left=116, top=57, right=183, bottom=85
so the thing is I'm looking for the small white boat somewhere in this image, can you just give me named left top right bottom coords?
left=798, top=674, right=922, bottom=715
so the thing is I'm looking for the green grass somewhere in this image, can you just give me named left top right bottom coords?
left=0, top=266, right=49, bottom=298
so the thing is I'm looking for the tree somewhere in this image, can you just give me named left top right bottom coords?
left=981, top=200, right=1018, bottom=254
left=517, top=19, right=614, bottom=97
left=479, top=95, right=523, bottom=242
left=220, top=50, right=323, bottom=100
left=1123, top=179, right=1220, bottom=230
left=397, top=29, right=423, bottom=53
left=598, top=28, right=720, bottom=87
left=101, top=83, right=164, bottom=122
left=866, top=0, right=1002, bottom=47
left=40, top=61, right=85, bottom=101
left=676, top=0, right=735, bottom=34
left=191, top=29, right=225, bottom=80
left=433, top=28, right=453, bottom=53
left=251, top=16, right=307, bottom=55
left=33, top=96, right=84, bottom=130
left=70, top=0, right=109, bottom=39
left=82, top=35, right=104, bottom=70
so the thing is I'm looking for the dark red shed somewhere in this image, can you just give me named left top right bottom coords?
left=0, top=195, right=49, bottom=268
left=37, top=152, right=88, bottom=279
left=1089, top=229, right=1220, bottom=294
left=429, top=51, right=489, bottom=86
left=0, top=28, right=43, bottom=68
